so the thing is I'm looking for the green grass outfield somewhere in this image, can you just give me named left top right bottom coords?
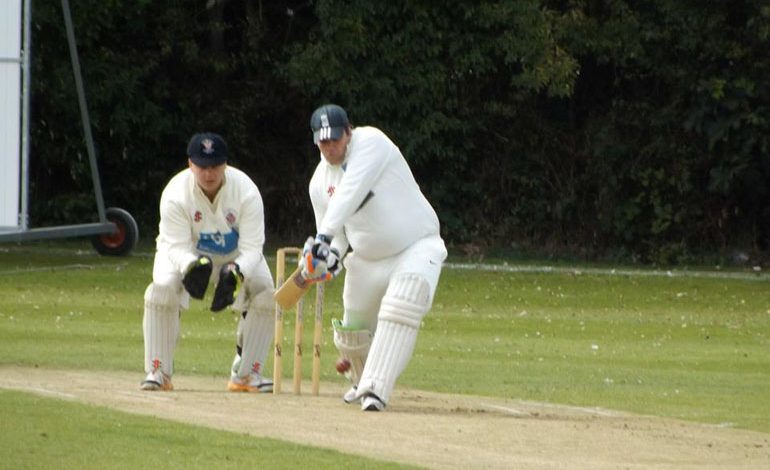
left=0, top=240, right=768, bottom=467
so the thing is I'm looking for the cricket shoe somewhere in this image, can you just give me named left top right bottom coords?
left=361, top=394, right=385, bottom=412
left=140, top=370, right=173, bottom=391
left=343, top=385, right=359, bottom=404
left=228, top=373, right=273, bottom=393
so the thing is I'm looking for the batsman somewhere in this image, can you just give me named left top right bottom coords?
left=301, top=104, right=447, bottom=411
left=140, top=132, right=275, bottom=393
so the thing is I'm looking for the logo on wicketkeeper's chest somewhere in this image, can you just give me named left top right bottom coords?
left=225, top=209, right=237, bottom=226
left=198, top=229, right=239, bottom=255
left=327, top=185, right=335, bottom=197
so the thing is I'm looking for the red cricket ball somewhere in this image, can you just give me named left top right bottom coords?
left=335, top=358, right=351, bottom=374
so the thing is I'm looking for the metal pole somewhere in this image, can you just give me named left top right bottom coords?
left=19, top=0, right=32, bottom=231
left=61, top=0, right=107, bottom=223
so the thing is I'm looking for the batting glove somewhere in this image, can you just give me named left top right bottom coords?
left=210, top=262, right=242, bottom=312
left=326, top=247, right=343, bottom=278
left=182, top=255, right=213, bottom=299
left=311, top=233, right=332, bottom=259
left=300, top=234, right=334, bottom=282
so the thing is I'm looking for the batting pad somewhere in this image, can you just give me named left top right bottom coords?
left=332, top=318, right=372, bottom=385
left=143, top=283, right=182, bottom=376
left=377, top=273, right=430, bottom=328
left=234, top=290, right=274, bottom=377
left=356, top=273, right=430, bottom=404
left=356, top=320, right=418, bottom=404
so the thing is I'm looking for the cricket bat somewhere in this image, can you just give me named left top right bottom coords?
left=273, top=266, right=311, bottom=309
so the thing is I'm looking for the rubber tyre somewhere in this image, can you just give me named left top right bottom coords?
left=91, top=207, right=139, bottom=256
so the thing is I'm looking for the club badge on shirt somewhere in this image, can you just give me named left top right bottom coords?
left=225, top=209, right=237, bottom=226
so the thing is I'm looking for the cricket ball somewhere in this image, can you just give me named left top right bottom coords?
left=335, top=358, right=351, bottom=374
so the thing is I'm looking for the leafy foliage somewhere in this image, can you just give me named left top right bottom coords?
left=23, top=0, right=770, bottom=263
left=550, top=0, right=770, bottom=261
left=283, top=1, right=579, bottom=241
left=28, top=0, right=317, bottom=238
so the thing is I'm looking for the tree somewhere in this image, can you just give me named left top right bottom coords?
left=283, top=1, right=578, bottom=242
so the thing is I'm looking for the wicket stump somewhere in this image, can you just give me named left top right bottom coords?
left=273, top=247, right=324, bottom=395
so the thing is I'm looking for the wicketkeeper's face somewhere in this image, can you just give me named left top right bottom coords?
left=189, top=160, right=227, bottom=198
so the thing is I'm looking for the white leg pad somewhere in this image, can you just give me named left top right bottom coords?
left=356, top=274, right=430, bottom=405
left=143, top=283, right=182, bottom=376
left=332, top=318, right=372, bottom=385
left=234, top=289, right=274, bottom=377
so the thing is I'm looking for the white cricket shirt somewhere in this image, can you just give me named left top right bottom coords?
left=309, top=126, right=441, bottom=260
left=155, top=166, right=266, bottom=279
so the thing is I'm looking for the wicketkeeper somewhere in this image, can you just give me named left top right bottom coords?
left=300, top=104, right=447, bottom=411
left=141, top=132, right=275, bottom=393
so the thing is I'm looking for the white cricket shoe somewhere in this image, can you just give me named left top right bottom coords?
left=228, top=373, right=273, bottom=393
left=343, top=385, right=359, bottom=404
left=361, top=394, right=385, bottom=412
left=140, top=370, right=173, bottom=391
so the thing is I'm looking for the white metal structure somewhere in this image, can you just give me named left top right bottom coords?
left=0, top=1, right=23, bottom=230
left=0, top=0, right=137, bottom=255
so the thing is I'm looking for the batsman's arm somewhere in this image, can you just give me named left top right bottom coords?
left=329, top=230, right=349, bottom=261
left=318, top=132, right=388, bottom=237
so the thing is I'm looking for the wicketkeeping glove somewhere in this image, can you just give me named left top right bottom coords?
left=210, top=262, right=242, bottom=312
left=182, top=255, right=213, bottom=299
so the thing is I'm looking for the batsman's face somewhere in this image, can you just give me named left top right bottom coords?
left=318, top=131, right=350, bottom=166
left=189, top=159, right=226, bottom=199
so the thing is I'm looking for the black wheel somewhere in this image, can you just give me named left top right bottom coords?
left=91, top=207, right=139, bottom=256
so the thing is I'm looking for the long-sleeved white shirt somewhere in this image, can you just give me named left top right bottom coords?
left=309, top=126, right=441, bottom=260
left=155, top=166, right=266, bottom=279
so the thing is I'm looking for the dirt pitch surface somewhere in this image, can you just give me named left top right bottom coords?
left=1, top=366, right=768, bottom=469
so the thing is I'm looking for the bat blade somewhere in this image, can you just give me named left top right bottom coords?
left=273, top=266, right=310, bottom=309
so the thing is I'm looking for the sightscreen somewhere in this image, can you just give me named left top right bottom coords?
left=0, top=1, right=22, bottom=229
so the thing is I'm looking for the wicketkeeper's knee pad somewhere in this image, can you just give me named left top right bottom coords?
left=234, top=277, right=274, bottom=313
left=144, top=282, right=183, bottom=314
left=332, top=318, right=372, bottom=385
left=234, top=291, right=274, bottom=378
left=143, top=283, right=183, bottom=376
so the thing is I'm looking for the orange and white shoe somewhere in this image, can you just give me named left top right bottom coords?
left=227, top=374, right=273, bottom=393
left=140, top=370, right=173, bottom=391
